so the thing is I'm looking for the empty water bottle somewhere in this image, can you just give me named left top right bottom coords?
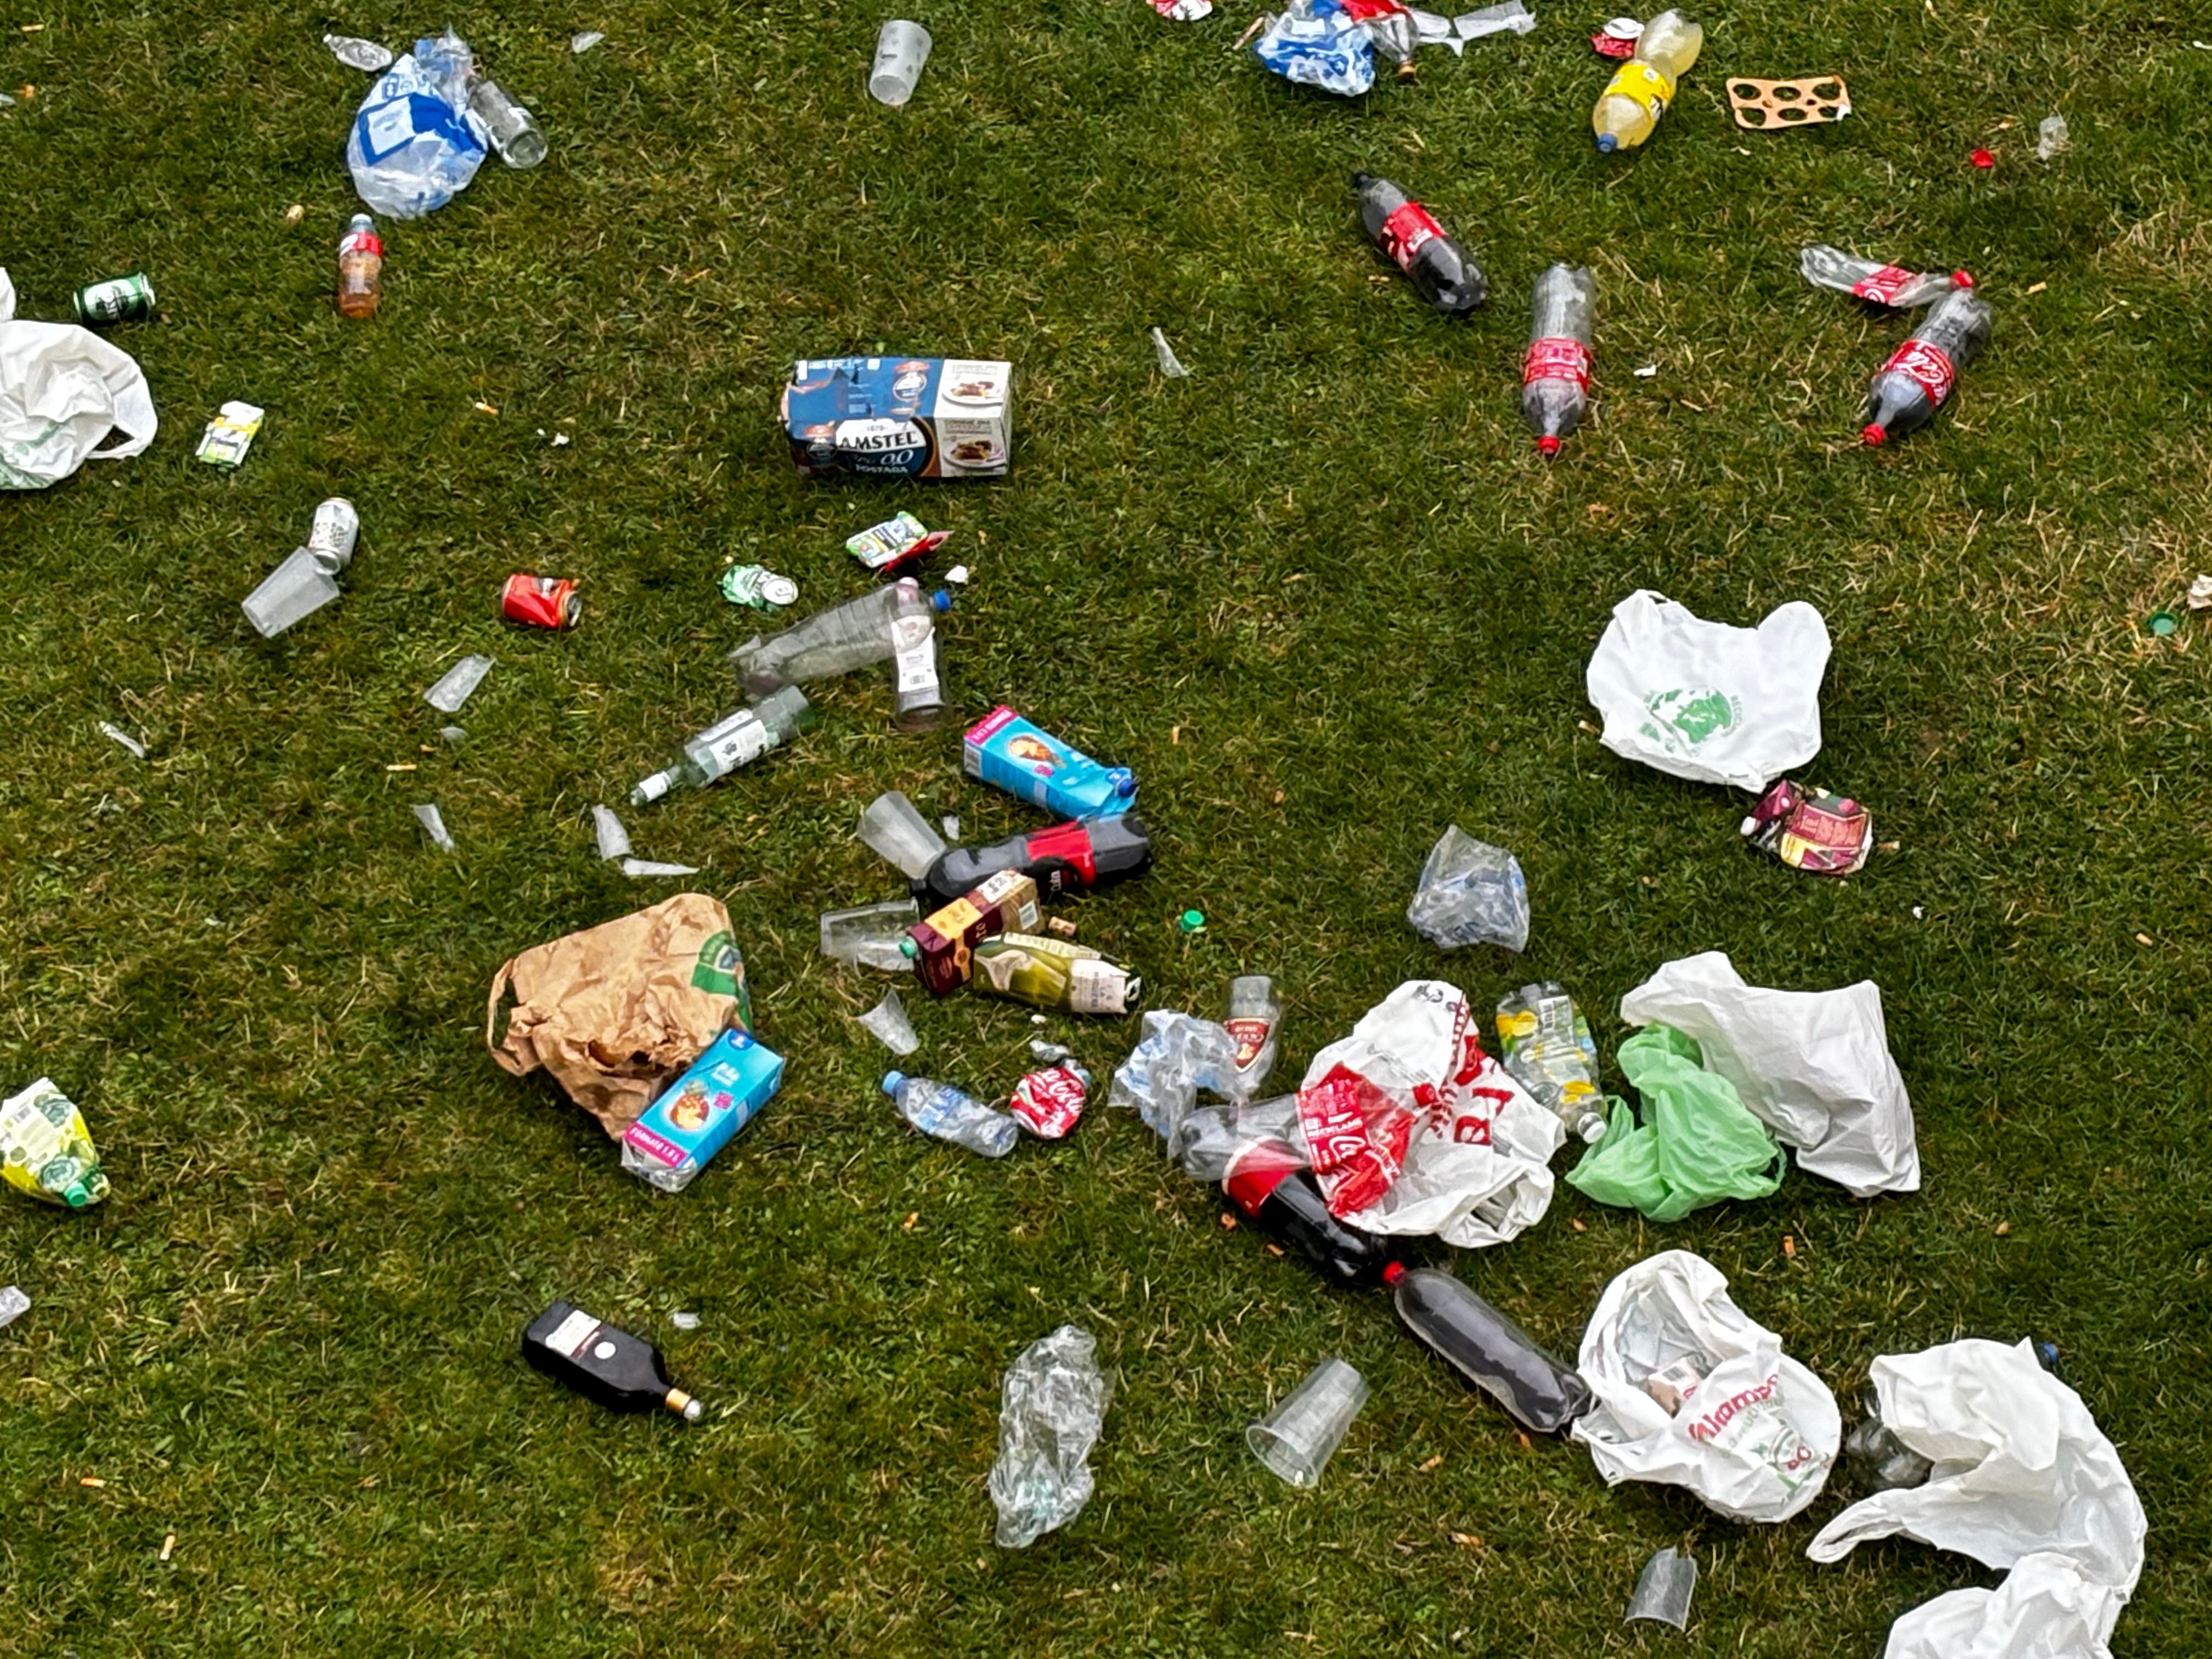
left=1799, top=244, right=1973, bottom=309
left=1522, top=264, right=1595, bottom=458
left=1860, top=288, right=1994, bottom=445
left=883, top=1070, right=1019, bottom=1157
left=989, top=1325, right=1113, bottom=1548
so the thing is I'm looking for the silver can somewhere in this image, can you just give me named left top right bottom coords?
left=306, top=498, right=360, bottom=574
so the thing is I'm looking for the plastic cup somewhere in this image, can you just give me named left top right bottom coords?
left=242, top=547, right=341, bottom=639
left=424, top=654, right=494, bottom=714
left=820, top=898, right=921, bottom=971
left=858, top=791, right=947, bottom=879
left=869, top=20, right=931, bottom=107
left=857, top=990, right=919, bottom=1057
left=1624, top=1547, right=1698, bottom=1629
left=1246, top=1357, right=1368, bottom=1489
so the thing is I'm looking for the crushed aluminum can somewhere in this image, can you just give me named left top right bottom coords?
left=195, top=401, right=266, bottom=469
left=1740, top=779, right=1873, bottom=876
left=1008, top=1063, right=1091, bottom=1139
left=501, top=574, right=583, bottom=630
left=306, top=498, right=360, bottom=574
left=719, top=563, right=799, bottom=610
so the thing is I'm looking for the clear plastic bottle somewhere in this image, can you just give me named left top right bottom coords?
left=1799, top=245, right=1973, bottom=309
left=630, top=686, right=812, bottom=805
left=468, top=77, right=548, bottom=168
left=1522, top=264, right=1595, bottom=458
left=1384, top=1263, right=1592, bottom=1432
left=730, top=578, right=953, bottom=695
left=1351, top=172, right=1487, bottom=315
left=1592, top=9, right=1702, bottom=154
left=1223, top=975, right=1281, bottom=1102
left=1860, top=289, right=1994, bottom=445
left=882, top=1070, right=1019, bottom=1158
left=889, top=580, right=947, bottom=730
left=336, top=215, right=383, bottom=319
left=1494, top=982, right=1609, bottom=1143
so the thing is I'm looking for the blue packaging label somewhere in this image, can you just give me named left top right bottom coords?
left=963, top=705, right=1135, bottom=820
left=623, top=1029, right=784, bottom=1178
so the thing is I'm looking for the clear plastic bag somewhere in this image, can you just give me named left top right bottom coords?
left=345, top=33, right=490, bottom=218
left=990, top=1325, right=1114, bottom=1549
left=1406, top=826, right=1529, bottom=951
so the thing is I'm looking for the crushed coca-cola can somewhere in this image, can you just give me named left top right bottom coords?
left=502, top=574, right=582, bottom=630
left=1009, top=1062, right=1090, bottom=1139
left=1739, top=778, right=1873, bottom=876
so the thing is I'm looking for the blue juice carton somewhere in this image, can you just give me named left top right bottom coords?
left=620, top=1028, right=785, bottom=1193
left=963, top=705, right=1136, bottom=820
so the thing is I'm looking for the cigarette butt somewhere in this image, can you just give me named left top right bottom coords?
left=80, top=1476, right=105, bottom=1488
left=385, top=763, right=417, bottom=772
left=160, top=1534, right=176, bottom=1561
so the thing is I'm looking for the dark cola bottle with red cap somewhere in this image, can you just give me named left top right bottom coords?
left=913, top=815, right=1152, bottom=911
left=1384, top=1263, right=1591, bottom=1432
left=1861, top=289, right=1994, bottom=446
left=1222, top=1138, right=1389, bottom=1289
left=1352, top=172, right=1487, bottom=316
left=1523, top=263, right=1596, bottom=458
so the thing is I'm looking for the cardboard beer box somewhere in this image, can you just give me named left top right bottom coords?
left=782, top=356, right=1013, bottom=480
left=904, top=870, right=1041, bottom=996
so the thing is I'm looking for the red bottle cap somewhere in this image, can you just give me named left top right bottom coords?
left=1861, top=422, right=1888, bottom=446
left=1968, top=148, right=1996, bottom=170
left=1952, top=270, right=1976, bottom=289
left=1537, top=436, right=1561, bottom=458
left=1382, top=1262, right=1407, bottom=1286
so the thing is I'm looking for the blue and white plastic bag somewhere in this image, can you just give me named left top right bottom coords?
left=346, top=33, right=489, bottom=218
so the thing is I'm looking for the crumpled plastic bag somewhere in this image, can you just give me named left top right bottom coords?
left=1255, top=0, right=1376, bottom=95
left=1807, top=1339, right=2145, bottom=1657
left=1566, top=1025, right=1786, bottom=1221
left=0, top=269, right=158, bottom=490
left=346, top=32, right=490, bottom=218
left=1407, top=826, right=1530, bottom=951
left=990, top=1325, right=1114, bottom=1549
left=1110, top=1011, right=1239, bottom=1146
left=1296, top=980, right=1565, bottom=1248
left=487, top=893, right=751, bottom=1137
left=1585, top=589, right=1831, bottom=792
left=1620, top=952, right=1920, bottom=1198
left=1573, top=1249, right=1841, bottom=1523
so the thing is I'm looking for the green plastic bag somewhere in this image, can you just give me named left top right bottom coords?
left=1567, top=1024, right=1784, bottom=1221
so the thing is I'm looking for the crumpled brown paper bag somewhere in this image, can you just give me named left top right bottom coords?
left=486, top=893, right=751, bottom=1138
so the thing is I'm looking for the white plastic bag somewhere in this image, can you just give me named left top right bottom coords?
left=1295, top=980, right=1565, bottom=1249
left=0, top=269, right=158, bottom=490
left=1585, top=590, right=1830, bottom=791
left=1620, top=952, right=1920, bottom=1198
left=1807, top=1340, right=2145, bottom=1655
left=1572, top=1249, right=1840, bottom=1522
left=346, top=33, right=489, bottom=218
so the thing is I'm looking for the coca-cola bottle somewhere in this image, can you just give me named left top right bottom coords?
left=913, top=815, right=1152, bottom=911
left=1351, top=172, right=1487, bottom=315
left=1223, top=1139, right=1388, bottom=1289
left=1384, top=1263, right=1591, bottom=1432
left=1799, top=244, right=1973, bottom=309
left=1523, top=263, right=1595, bottom=457
left=1860, top=289, right=1994, bottom=445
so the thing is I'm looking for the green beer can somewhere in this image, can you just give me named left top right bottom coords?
left=72, top=273, right=156, bottom=325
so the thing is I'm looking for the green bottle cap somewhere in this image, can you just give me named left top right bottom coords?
left=2145, top=609, right=2181, bottom=637
left=1178, top=909, right=1206, bottom=933
left=899, top=937, right=918, bottom=957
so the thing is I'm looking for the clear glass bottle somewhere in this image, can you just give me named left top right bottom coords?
left=630, top=686, right=812, bottom=805
left=469, top=77, right=548, bottom=168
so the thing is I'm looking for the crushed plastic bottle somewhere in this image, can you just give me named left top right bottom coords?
left=1592, top=9, right=1702, bottom=153
left=1109, top=1011, right=1240, bottom=1141
left=1523, top=264, right=1595, bottom=457
left=1860, top=288, right=1994, bottom=446
left=1407, top=826, right=1529, bottom=950
left=1255, top=0, right=1375, bottom=97
left=883, top=1070, right=1019, bottom=1157
left=1799, top=245, right=1974, bottom=309
left=1352, top=172, right=1487, bottom=314
left=989, top=1325, right=1114, bottom=1549
left=1494, top=983, right=1607, bottom=1142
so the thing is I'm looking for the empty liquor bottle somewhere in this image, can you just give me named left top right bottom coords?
left=1385, top=1263, right=1592, bottom=1432
left=1223, top=1139, right=1388, bottom=1289
left=522, top=1299, right=701, bottom=1420
left=730, top=578, right=953, bottom=695
left=1351, top=172, right=1487, bottom=315
left=630, top=686, right=812, bottom=805
left=1860, top=288, right=1994, bottom=445
left=913, top=815, right=1153, bottom=911
left=336, top=214, right=383, bottom=318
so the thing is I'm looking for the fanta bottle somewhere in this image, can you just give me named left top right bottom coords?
left=1592, top=10, right=1702, bottom=153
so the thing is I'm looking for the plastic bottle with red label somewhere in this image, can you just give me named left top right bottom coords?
left=1799, top=245, right=1973, bottom=310
left=913, top=815, right=1153, bottom=911
left=1522, top=263, right=1595, bottom=457
left=1860, top=289, right=1993, bottom=445
left=1223, top=1139, right=1389, bottom=1289
left=1351, top=172, right=1487, bottom=316
left=1223, top=975, right=1281, bottom=1102
left=336, top=213, right=382, bottom=319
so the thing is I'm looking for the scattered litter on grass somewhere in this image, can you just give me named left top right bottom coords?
left=324, top=34, right=394, bottom=72
left=572, top=31, right=606, bottom=53
left=2143, top=610, right=2180, bottom=637
left=423, top=654, right=493, bottom=713
left=194, top=402, right=264, bottom=469
left=1625, top=1547, right=1698, bottom=1627
left=940, top=815, right=961, bottom=841
left=1150, top=0, right=1214, bottom=18
left=98, top=721, right=145, bottom=759
left=284, top=203, right=304, bottom=225
left=439, top=726, right=466, bottom=745
left=670, top=1310, right=699, bottom=1330
left=0, top=1285, right=27, bottom=1328
left=1149, top=326, right=1191, bottom=377
left=859, top=990, right=920, bottom=1056
left=2036, top=115, right=2068, bottom=159
left=1728, top=76, right=1849, bottom=129
left=2187, top=574, right=2212, bottom=611
left=621, top=858, right=700, bottom=878
left=1969, top=148, right=1996, bottom=168
left=589, top=805, right=632, bottom=861
left=159, top=1534, right=176, bottom=1562
left=413, top=803, right=454, bottom=851
left=1634, top=362, right=1658, bottom=377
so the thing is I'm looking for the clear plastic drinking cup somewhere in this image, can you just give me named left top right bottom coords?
left=857, top=990, right=919, bottom=1057
left=1246, top=1357, right=1369, bottom=1488
left=1624, top=1547, right=1698, bottom=1629
left=858, top=790, right=947, bottom=879
left=242, top=547, right=341, bottom=638
left=870, top=20, right=932, bottom=106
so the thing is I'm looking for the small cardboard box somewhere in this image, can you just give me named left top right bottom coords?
left=905, top=870, right=1040, bottom=996
left=620, top=1028, right=783, bottom=1191
left=782, top=356, right=1012, bottom=480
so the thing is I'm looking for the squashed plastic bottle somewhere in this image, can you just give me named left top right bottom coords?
left=1860, top=288, right=1994, bottom=445
left=1592, top=9, right=1702, bottom=154
left=1799, top=245, right=1973, bottom=310
left=1351, top=172, right=1487, bottom=315
left=1522, top=264, right=1595, bottom=458
left=883, top=1070, right=1019, bottom=1157
left=1494, top=983, right=1608, bottom=1143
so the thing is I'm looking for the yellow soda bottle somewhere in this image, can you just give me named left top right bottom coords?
left=1592, top=10, right=1703, bottom=154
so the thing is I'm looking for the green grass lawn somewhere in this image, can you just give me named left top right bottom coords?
left=3, top=1, right=2209, bottom=1652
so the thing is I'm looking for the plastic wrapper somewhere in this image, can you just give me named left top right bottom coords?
left=1109, top=1011, right=1239, bottom=1144
left=1255, top=0, right=1376, bottom=95
left=1573, top=1249, right=1841, bottom=1523
left=0, top=268, right=158, bottom=490
left=1618, top=952, right=1919, bottom=1198
left=590, top=804, right=633, bottom=862
left=990, top=1325, right=1114, bottom=1548
left=1566, top=1025, right=1786, bottom=1221
left=1807, top=1339, right=2146, bottom=1659
left=1295, top=980, right=1565, bottom=1248
left=424, top=654, right=494, bottom=714
left=1406, top=826, right=1529, bottom=950
left=345, top=33, right=491, bottom=218
left=2, top=1078, right=110, bottom=1208
left=1624, top=1547, right=1697, bottom=1628
left=0, top=1285, right=27, bottom=1328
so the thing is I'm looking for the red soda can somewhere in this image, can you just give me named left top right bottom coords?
left=502, top=574, right=582, bottom=629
